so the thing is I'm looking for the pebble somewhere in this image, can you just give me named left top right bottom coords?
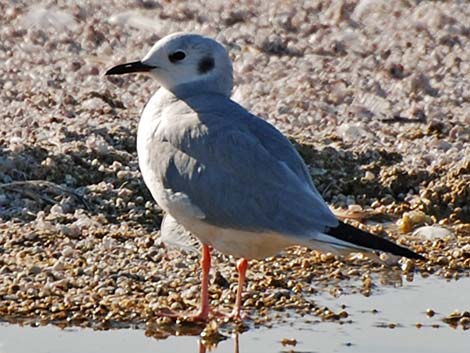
left=363, top=171, right=375, bottom=181
left=443, top=310, right=470, bottom=329
left=347, top=204, right=363, bottom=213
left=61, top=246, right=74, bottom=258
left=281, top=338, right=297, bottom=346
left=25, top=232, right=38, bottom=241
left=400, top=259, right=414, bottom=273
left=412, top=226, right=454, bottom=240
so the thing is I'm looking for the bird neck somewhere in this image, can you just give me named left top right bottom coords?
left=170, top=74, right=233, bottom=100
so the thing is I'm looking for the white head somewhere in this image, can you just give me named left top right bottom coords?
left=106, top=33, right=233, bottom=97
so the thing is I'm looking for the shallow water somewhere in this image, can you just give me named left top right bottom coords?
left=1, top=276, right=469, bottom=353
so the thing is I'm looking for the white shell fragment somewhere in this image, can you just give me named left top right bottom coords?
left=412, top=225, right=454, bottom=241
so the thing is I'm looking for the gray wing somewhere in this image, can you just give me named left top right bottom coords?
left=248, top=116, right=323, bottom=198
left=150, top=96, right=338, bottom=238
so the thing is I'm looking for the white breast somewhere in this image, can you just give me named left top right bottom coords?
left=137, top=89, right=206, bottom=223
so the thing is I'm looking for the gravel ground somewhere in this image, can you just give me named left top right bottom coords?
left=0, top=0, right=469, bottom=337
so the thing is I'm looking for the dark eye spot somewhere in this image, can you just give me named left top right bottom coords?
left=198, top=56, right=215, bottom=74
left=168, top=51, right=186, bottom=63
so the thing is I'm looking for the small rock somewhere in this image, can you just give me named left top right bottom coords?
left=364, top=171, right=375, bottom=181
left=61, top=246, right=74, bottom=258
left=50, top=204, right=64, bottom=216
left=61, top=224, right=81, bottom=238
left=281, top=338, right=297, bottom=347
left=52, top=259, right=65, bottom=272
left=413, top=226, right=454, bottom=240
left=347, top=204, right=363, bottom=213
left=337, top=123, right=370, bottom=142
left=21, top=5, right=78, bottom=31
left=25, top=232, right=38, bottom=241
left=29, top=266, right=42, bottom=275
left=398, top=211, right=432, bottom=233
left=400, top=259, right=414, bottom=273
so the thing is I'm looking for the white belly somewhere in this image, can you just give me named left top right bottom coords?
left=142, top=182, right=295, bottom=259
left=174, top=214, right=295, bottom=259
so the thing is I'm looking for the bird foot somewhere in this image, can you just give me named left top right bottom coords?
left=225, top=309, right=248, bottom=322
left=154, top=307, right=247, bottom=323
left=154, top=307, right=211, bottom=322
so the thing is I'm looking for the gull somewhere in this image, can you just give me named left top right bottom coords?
left=105, top=33, right=424, bottom=321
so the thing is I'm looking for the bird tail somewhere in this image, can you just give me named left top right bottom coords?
left=323, top=220, right=424, bottom=260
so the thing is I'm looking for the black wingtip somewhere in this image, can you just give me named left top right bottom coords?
left=327, top=221, right=425, bottom=261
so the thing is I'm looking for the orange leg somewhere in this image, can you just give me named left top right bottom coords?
left=194, top=244, right=211, bottom=320
left=155, top=246, right=248, bottom=322
left=230, top=258, right=248, bottom=320
left=155, top=244, right=212, bottom=321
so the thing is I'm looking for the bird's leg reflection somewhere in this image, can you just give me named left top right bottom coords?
left=198, top=332, right=240, bottom=353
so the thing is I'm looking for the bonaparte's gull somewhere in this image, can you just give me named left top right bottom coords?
left=106, top=33, right=423, bottom=321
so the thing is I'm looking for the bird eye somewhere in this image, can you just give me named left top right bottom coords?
left=168, top=51, right=186, bottom=63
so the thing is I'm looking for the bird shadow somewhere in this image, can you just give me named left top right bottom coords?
left=292, top=138, right=438, bottom=215
left=0, top=127, right=159, bottom=229
left=0, top=135, right=433, bottom=227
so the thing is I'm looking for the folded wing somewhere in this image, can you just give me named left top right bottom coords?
left=149, top=95, right=338, bottom=239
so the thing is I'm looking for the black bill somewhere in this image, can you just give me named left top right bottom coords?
left=105, top=61, right=156, bottom=75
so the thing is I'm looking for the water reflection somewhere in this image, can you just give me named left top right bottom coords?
left=145, top=318, right=246, bottom=351
left=1, top=276, right=469, bottom=353
left=313, top=266, right=422, bottom=299
left=199, top=334, right=239, bottom=353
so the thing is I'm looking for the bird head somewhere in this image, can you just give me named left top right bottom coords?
left=106, top=33, right=233, bottom=97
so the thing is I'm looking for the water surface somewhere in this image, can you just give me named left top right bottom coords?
left=1, top=276, right=469, bottom=353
